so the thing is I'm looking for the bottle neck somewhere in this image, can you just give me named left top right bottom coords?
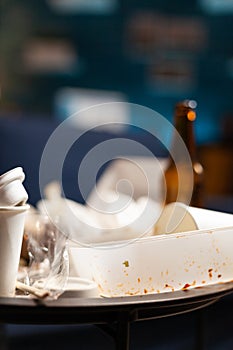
left=171, top=108, right=197, bottom=162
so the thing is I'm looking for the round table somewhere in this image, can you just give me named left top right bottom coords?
left=1, top=281, right=233, bottom=350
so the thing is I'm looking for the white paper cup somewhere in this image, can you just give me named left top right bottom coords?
left=0, top=167, right=28, bottom=206
left=0, top=204, right=30, bottom=297
left=154, top=202, right=233, bottom=235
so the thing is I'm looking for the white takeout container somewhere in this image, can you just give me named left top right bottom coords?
left=69, top=225, right=233, bottom=297
left=0, top=204, right=30, bottom=297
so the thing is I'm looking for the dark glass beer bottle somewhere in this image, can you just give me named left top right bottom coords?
left=164, top=100, right=204, bottom=207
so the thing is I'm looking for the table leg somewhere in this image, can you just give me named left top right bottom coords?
left=0, top=324, right=7, bottom=350
left=116, top=313, right=130, bottom=350
left=196, top=309, right=206, bottom=350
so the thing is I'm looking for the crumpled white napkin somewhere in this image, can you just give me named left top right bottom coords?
left=37, top=182, right=162, bottom=245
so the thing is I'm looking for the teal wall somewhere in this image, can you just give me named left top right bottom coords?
left=1, top=0, right=233, bottom=143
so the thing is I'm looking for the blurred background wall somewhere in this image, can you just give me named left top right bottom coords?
left=0, top=0, right=233, bottom=199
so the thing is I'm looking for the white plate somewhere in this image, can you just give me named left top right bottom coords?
left=61, top=277, right=99, bottom=298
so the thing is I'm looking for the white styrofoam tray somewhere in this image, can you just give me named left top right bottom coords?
left=69, top=225, right=233, bottom=297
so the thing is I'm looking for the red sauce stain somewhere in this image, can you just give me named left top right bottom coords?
left=182, top=280, right=196, bottom=290
left=182, top=283, right=191, bottom=290
left=208, top=268, right=213, bottom=278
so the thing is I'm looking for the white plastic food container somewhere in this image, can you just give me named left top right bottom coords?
left=69, top=225, right=233, bottom=297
